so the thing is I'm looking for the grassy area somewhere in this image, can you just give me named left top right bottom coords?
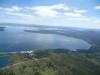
left=0, top=49, right=100, bottom=75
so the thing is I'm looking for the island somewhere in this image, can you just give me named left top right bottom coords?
left=0, top=27, right=5, bottom=31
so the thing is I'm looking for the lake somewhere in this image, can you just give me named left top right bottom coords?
left=0, top=25, right=91, bottom=68
left=0, top=56, right=10, bottom=68
left=0, top=26, right=91, bottom=52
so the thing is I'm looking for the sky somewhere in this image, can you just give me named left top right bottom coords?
left=0, top=0, right=100, bottom=29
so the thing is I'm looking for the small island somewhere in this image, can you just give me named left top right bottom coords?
left=0, top=27, right=5, bottom=31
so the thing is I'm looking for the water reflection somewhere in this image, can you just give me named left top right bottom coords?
left=0, top=26, right=91, bottom=51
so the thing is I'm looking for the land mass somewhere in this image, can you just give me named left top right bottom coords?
left=0, top=23, right=100, bottom=75
left=0, top=48, right=100, bottom=75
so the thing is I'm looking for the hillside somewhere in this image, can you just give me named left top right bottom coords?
left=0, top=49, right=100, bottom=75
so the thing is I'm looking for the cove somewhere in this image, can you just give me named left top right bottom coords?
left=0, top=26, right=91, bottom=52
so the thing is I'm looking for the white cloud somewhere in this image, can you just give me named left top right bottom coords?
left=50, top=4, right=70, bottom=10
left=95, top=6, right=100, bottom=9
left=74, top=9, right=87, bottom=13
left=68, top=17, right=89, bottom=21
left=6, top=12, right=33, bottom=17
left=0, top=4, right=85, bottom=18
left=26, top=4, right=86, bottom=18
left=93, top=20, right=100, bottom=23
left=26, top=4, right=70, bottom=17
left=1, top=4, right=99, bottom=29
left=65, top=12, right=83, bottom=17
left=0, top=6, right=33, bottom=18
left=31, top=6, right=59, bottom=17
left=0, top=6, right=22, bottom=13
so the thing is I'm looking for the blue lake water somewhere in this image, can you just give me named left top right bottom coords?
left=0, top=26, right=91, bottom=52
left=0, top=56, right=10, bottom=68
left=0, top=25, right=91, bottom=67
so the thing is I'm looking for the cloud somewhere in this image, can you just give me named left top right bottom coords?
left=31, top=6, right=59, bottom=17
left=0, top=4, right=86, bottom=18
left=93, top=20, right=100, bottom=23
left=50, top=4, right=70, bottom=10
left=27, top=4, right=86, bottom=18
left=74, top=9, right=87, bottom=13
left=6, top=12, right=33, bottom=17
left=95, top=6, right=100, bottom=9
left=65, top=12, right=83, bottom=17
left=0, top=6, right=22, bottom=13
left=0, top=6, right=33, bottom=17
left=26, top=4, right=70, bottom=17
left=64, top=9, right=87, bottom=17
left=68, top=17, right=89, bottom=21
left=1, top=4, right=99, bottom=28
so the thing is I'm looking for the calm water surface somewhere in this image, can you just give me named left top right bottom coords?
left=0, top=26, right=91, bottom=52
left=0, top=25, right=91, bottom=67
left=0, top=56, right=10, bottom=68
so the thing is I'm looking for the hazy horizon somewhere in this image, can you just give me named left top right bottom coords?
left=0, top=0, right=100, bottom=29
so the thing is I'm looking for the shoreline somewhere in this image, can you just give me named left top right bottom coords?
left=0, top=50, right=34, bottom=56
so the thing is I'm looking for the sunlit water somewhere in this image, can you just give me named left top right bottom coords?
left=0, top=26, right=91, bottom=52
left=0, top=25, right=91, bottom=67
